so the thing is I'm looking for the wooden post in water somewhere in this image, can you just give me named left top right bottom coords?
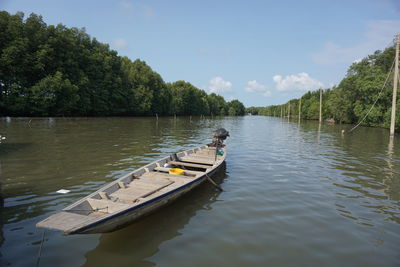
left=280, top=106, right=283, bottom=117
left=298, top=97, right=302, bottom=122
left=174, top=113, right=177, bottom=126
left=390, top=34, right=400, bottom=137
left=319, top=89, right=323, bottom=123
left=288, top=101, right=291, bottom=119
left=155, top=113, right=158, bottom=121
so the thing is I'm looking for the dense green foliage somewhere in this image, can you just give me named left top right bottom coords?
left=247, top=46, right=400, bottom=128
left=0, top=11, right=245, bottom=117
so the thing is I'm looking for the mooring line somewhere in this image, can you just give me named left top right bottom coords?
left=205, top=173, right=223, bottom=191
left=35, top=229, right=46, bottom=267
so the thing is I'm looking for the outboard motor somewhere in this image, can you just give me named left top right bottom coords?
left=211, top=128, right=229, bottom=147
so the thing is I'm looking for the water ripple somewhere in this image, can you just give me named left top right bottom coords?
left=0, top=116, right=399, bottom=266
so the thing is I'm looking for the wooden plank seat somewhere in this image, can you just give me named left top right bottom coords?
left=142, top=171, right=194, bottom=180
left=168, top=160, right=211, bottom=169
left=131, top=177, right=174, bottom=186
left=179, top=156, right=215, bottom=165
left=154, top=166, right=204, bottom=176
left=141, top=172, right=199, bottom=185
left=186, top=153, right=215, bottom=160
left=110, top=178, right=174, bottom=203
left=191, top=152, right=215, bottom=159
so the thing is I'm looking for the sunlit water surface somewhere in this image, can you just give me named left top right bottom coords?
left=0, top=116, right=399, bottom=266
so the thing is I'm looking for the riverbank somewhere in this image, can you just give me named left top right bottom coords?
left=247, top=46, right=398, bottom=130
left=257, top=114, right=399, bottom=134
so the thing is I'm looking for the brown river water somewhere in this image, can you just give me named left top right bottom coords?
left=0, top=116, right=399, bottom=266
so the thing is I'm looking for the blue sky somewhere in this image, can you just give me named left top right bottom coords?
left=2, top=0, right=400, bottom=107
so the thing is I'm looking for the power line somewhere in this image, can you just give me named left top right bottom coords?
left=348, top=57, right=396, bottom=133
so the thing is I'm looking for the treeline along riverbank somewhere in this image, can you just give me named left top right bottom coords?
left=247, top=46, right=399, bottom=129
left=0, top=11, right=245, bottom=117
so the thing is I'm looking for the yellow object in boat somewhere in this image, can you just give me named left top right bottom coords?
left=169, top=168, right=185, bottom=175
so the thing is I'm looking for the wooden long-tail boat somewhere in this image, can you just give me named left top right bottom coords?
left=37, top=129, right=229, bottom=235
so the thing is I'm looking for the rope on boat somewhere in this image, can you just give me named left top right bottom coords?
left=205, top=173, right=223, bottom=192
left=348, top=57, right=396, bottom=133
left=35, top=229, right=46, bottom=267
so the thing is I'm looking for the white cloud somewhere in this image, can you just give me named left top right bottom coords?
left=273, top=72, right=324, bottom=91
left=245, top=80, right=272, bottom=97
left=112, top=39, right=128, bottom=50
left=312, top=20, right=400, bottom=65
left=208, top=77, right=232, bottom=93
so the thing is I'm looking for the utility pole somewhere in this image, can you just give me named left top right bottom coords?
left=390, top=34, right=400, bottom=137
left=319, top=89, right=323, bottom=123
left=298, top=97, right=302, bottom=122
